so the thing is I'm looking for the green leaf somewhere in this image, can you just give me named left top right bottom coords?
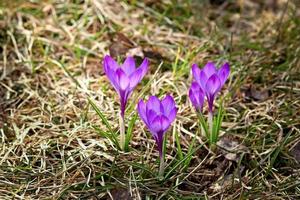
left=267, top=129, right=292, bottom=175
left=88, top=97, right=120, bottom=149
left=163, top=144, right=204, bottom=181
left=212, top=101, right=224, bottom=144
left=124, top=113, right=138, bottom=152
left=92, top=125, right=120, bottom=149
left=184, top=130, right=197, bottom=168
left=197, top=112, right=209, bottom=141
left=175, top=130, right=183, bottom=160
left=88, top=98, right=113, bottom=133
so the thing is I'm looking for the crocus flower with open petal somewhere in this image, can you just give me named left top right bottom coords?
left=189, top=81, right=205, bottom=112
left=103, top=55, right=149, bottom=117
left=137, top=95, right=177, bottom=159
left=103, top=55, right=148, bottom=150
left=191, top=62, right=230, bottom=112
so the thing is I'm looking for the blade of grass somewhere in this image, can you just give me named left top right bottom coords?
left=88, top=97, right=120, bottom=149
left=266, top=129, right=293, bottom=176
left=92, top=125, right=119, bottom=149
left=184, top=129, right=197, bottom=169
left=197, top=113, right=209, bottom=142
left=163, top=143, right=204, bottom=181
left=175, top=130, right=183, bottom=160
left=215, top=102, right=224, bottom=141
left=88, top=97, right=113, bottom=133
left=49, top=59, right=81, bottom=88
left=124, top=113, right=138, bottom=152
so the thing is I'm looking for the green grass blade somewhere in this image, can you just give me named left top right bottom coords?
left=93, top=125, right=119, bottom=148
left=216, top=103, right=224, bottom=140
left=212, top=102, right=224, bottom=144
left=49, top=59, right=81, bottom=88
left=175, top=130, right=183, bottom=160
left=124, top=113, right=138, bottom=152
left=88, top=97, right=120, bottom=149
left=197, top=113, right=209, bottom=141
left=163, top=144, right=203, bottom=181
left=88, top=97, right=113, bottom=133
left=184, top=130, right=197, bottom=168
left=267, top=129, right=293, bottom=175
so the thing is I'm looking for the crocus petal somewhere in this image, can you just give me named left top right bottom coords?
left=103, top=55, right=119, bottom=72
left=129, top=68, right=142, bottom=89
left=137, top=100, right=147, bottom=125
left=168, top=107, right=177, bottom=123
left=203, top=62, right=217, bottom=78
left=128, top=58, right=148, bottom=89
left=153, top=115, right=169, bottom=158
left=160, top=115, right=170, bottom=133
left=116, top=68, right=130, bottom=91
left=138, top=58, right=149, bottom=77
left=207, top=94, right=215, bottom=113
left=218, top=62, right=230, bottom=86
left=189, top=88, right=197, bottom=108
left=103, top=56, right=120, bottom=90
left=150, top=116, right=162, bottom=134
left=161, top=94, right=175, bottom=116
left=199, top=70, right=208, bottom=91
left=146, top=109, right=158, bottom=127
left=146, top=96, right=162, bottom=114
left=189, top=82, right=205, bottom=112
left=205, top=74, right=221, bottom=96
left=122, top=56, right=136, bottom=76
left=205, top=74, right=221, bottom=112
left=191, top=63, right=201, bottom=82
left=150, top=115, right=170, bottom=134
left=105, top=67, right=120, bottom=91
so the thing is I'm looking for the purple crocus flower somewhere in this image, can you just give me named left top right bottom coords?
left=191, top=62, right=230, bottom=112
left=137, top=95, right=177, bottom=158
left=103, top=55, right=149, bottom=117
left=189, top=81, right=205, bottom=112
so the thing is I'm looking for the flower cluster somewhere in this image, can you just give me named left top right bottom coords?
left=102, top=55, right=230, bottom=176
left=189, top=62, right=230, bottom=113
left=189, top=62, right=230, bottom=147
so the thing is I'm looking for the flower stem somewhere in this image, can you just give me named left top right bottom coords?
left=208, top=111, right=217, bottom=151
left=158, top=156, right=165, bottom=178
left=119, top=112, right=125, bottom=151
left=208, top=111, right=213, bottom=144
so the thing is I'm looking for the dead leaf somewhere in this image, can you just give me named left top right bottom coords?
left=109, top=188, right=131, bottom=200
left=265, top=0, right=279, bottom=11
left=209, top=0, right=226, bottom=6
left=85, top=57, right=103, bottom=76
left=109, top=42, right=130, bottom=59
left=127, top=46, right=144, bottom=58
left=116, top=33, right=135, bottom=47
left=143, top=49, right=164, bottom=61
left=291, top=142, right=300, bottom=163
left=109, top=33, right=134, bottom=59
left=217, top=137, right=248, bottom=162
left=244, top=85, right=269, bottom=101
left=144, top=0, right=162, bottom=6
